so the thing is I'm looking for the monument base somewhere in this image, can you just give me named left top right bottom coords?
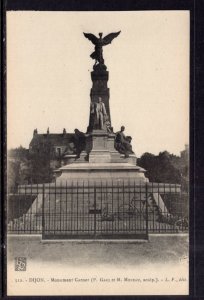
left=56, top=129, right=147, bottom=183
left=55, top=162, right=147, bottom=183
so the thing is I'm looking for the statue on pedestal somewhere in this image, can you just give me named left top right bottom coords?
left=115, top=126, right=134, bottom=158
left=73, top=129, right=86, bottom=159
left=89, top=97, right=109, bottom=130
left=95, top=97, right=107, bottom=129
left=85, top=31, right=121, bottom=133
left=83, top=31, right=121, bottom=66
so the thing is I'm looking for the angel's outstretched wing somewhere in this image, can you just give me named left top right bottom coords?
left=102, top=31, right=121, bottom=46
left=83, top=33, right=98, bottom=45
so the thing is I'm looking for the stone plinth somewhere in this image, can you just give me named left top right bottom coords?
left=89, top=130, right=111, bottom=163
left=62, top=152, right=88, bottom=165
left=56, top=128, right=143, bottom=182
left=55, top=162, right=147, bottom=183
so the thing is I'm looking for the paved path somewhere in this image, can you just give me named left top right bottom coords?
left=7, top=234, right=189, bottom=296
left=8, top=234, right=188, bottom=266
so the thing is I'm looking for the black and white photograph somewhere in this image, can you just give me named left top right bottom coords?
left=6, top=10, right=189, bottom=295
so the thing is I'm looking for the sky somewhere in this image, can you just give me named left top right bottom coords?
left=7, top=11, right=189, bottom=157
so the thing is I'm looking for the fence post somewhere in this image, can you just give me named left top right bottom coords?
left=42, top=183, right=45, bottom=236
left=145, top=182, right=149, bottom=239
left=94, top=182, right=96, bottom=237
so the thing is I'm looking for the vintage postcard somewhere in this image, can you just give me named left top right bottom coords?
left=6, top=11, right=189, bottom=296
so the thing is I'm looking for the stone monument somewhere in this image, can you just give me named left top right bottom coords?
left=15, top=32, right=182, bottom=240
left=55, top=31, right=147, bottom=183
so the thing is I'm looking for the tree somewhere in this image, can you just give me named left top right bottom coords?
left=8, top=146, right=30, bottom=192
left=138, top=151, right=181, bottom=184
left=29, top=139, right=53, bottom=183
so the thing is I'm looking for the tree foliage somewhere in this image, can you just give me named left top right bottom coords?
left=8, top=144, right=54, bottom=191
left=137, top=151, right=185, bottom=184
left=8, top=146, right=30, bottom=192
left=29, top=138, right=54, bottom=183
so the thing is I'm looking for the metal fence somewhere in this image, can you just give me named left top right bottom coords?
left=7, top=181, right=188, bottom=239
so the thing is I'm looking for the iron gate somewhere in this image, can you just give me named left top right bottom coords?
left=41, top=182, right=148, bottom=239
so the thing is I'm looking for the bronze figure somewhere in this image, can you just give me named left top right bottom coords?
left=83, top=31, right=121, bottom=65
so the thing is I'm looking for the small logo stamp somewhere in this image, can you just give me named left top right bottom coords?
left=15, top=257, right=27, bottom=271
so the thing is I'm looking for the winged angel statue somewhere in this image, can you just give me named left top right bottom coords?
left=83, top=31, right=121, bottom=65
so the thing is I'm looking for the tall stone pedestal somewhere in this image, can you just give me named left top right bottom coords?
left=55, top=62, right=147, bottom=184
left=87, top=64, right=111, bottom=132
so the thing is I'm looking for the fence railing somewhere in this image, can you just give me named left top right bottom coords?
left=7, top=181, right=188, bottom=238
